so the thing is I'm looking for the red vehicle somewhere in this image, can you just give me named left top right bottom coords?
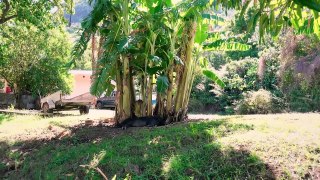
left=5, top=86, right=12, bottom=93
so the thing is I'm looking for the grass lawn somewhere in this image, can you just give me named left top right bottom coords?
left=0, top=112, right=319, bottom=179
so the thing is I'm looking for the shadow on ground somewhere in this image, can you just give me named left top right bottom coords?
left=0, top=110, right=81, bottom=118
left=0, top=119, right=276, bottom=179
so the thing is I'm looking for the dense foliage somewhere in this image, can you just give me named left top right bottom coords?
left=279, top=33, right=320, bottom=112
left=0, top=23, right=72, bottom=96
left=189, top=8, right=281, bottom=114
left=0, top=0, right=74, bottom=98
left=0, top=0, right=71, bottom=27
left=189, top=1, right=320, bottom=114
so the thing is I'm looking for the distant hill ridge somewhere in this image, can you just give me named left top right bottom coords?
left=64, top=0, right=92, bottom=25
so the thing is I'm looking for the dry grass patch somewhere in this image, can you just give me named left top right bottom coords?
left=219, top=113, right=320, bottom=179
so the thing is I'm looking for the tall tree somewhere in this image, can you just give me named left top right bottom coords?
left=0, top=0, right=72, bottom=27
left=0, top=23, right=72, bottom=96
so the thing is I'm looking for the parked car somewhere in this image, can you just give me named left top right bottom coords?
left=96, top=91, right=157, bottom=109
left=96, top=91, right=116, bottom=109
left=40, top=91, right=95, bottom=114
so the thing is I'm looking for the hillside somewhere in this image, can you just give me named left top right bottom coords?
left=65, top=0, right=92, bottom=26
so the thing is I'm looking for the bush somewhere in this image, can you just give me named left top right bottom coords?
left=188, top=98, right=205, bottom=112
left=279, top=33, right=320, bottom=112
left=189, top=53, right=281, bottom=114
left=281, top=70, right=320, bottom=112
left=224, top=57, right=259, bottom=92
left=188, top=71, right=224, bottom=113
left=235, top=89, right=285, bottom=114
left=207, top=52, right=229, bottom=70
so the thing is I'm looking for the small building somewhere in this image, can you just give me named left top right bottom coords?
left=1, top=70, right=95, bottom=109
left=0, top=70, right=93, bottom=97
left=65, top=70, right=93, bottom=99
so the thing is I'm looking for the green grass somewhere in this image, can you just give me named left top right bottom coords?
left=1, top=113, right=320, bottom=179
left=16, top=121, right=267, bottom=179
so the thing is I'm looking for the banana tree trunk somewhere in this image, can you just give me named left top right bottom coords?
left=146, top=33, right=157, bottom=116
left=166, top=68, right=174, bottom=113
left=174, top=20, right=197, bottom=121
left=154, top=84, right=166, bottom=118
left=118, top=0, right=133, bottom=123
left=166, top=32, right=176, bottom=115
left=115, top=60, right=123, bottom=123
left=185, top=61, right=197, bottom=109
left=146, top=75, right=153, bottom=116
left=129, top=66, right=136, bottom=110
left=141, top=74, right=146, bottom=116
left=121, top=56, right=132, bottom=122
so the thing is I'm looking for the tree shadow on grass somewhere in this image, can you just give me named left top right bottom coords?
left=1, top=119, right=276, bottom=179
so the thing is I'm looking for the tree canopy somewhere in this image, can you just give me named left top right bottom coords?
left=239, top=0, right=320, bottom=40
left=0, top=0, right=72, bottom=27
left=0, top=0, right=75, bottom=97
left=0, top=22, right=72, bottom=96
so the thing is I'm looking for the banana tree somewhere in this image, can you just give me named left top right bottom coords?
left=71, top=0, right=251, bottom=123
left=71, top=0, right=320, bottom=124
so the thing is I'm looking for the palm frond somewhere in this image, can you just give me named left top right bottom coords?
left=204, top=39, right=251, bottom=51
left=202, top=69, right=225, bottom=88
left=90, top=50, right=117, bottom=96
left=293, top=0, right=320, bottom=12
left=69, top=0, right=113, bottom=67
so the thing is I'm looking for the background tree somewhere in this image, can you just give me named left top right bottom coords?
left=0, top=0, right=73, bottom=27
left=0, top=0, right=76, bottom=103
left=189, top=0, right=320, bottom=114
left=0, top=22, right=72, bottom=96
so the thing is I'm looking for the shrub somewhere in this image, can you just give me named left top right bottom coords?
left=235, top=89, right=285, bottom=114
left=188, top=72, right=223, bottom=113
left=279, top=33, right=320, bottom=112
left=189, top=53, right=281, bottom=114
left=221, top=57, right=260, bottom=110
left=207, top=52, right=229, bottom=70
left=281, top=69, right=320, bottom=112
left=188, top=98, right=205, bottom=112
